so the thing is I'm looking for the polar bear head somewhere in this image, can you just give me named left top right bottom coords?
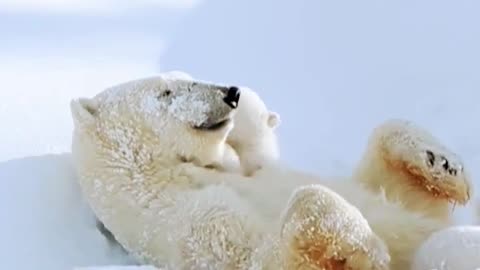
left=70, top=75, right=241, bottom=172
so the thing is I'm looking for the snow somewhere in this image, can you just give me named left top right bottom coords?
left=167, top=91, right=213, bottom=126
left=1, top=0, right=480, bottom=269
left=412, top=226, right=480, bottom=270
left=0, top=154, right=136, bottom=269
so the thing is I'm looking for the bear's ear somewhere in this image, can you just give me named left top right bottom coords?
left=267, top=111, right=281, bottom=129
left=70, top=98, right=98, bottom=128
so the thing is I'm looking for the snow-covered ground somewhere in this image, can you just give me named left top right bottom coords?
left=0, top=154, right=136, bottom=269
left=1, top=0, right=480, bottom=269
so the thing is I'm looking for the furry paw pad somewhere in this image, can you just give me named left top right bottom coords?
left=280, top=185, right=390, bottom=270
left=378, top=120, right=472, bottom=205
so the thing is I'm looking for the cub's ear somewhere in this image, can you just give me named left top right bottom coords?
left=267, top=111, right=281, bottom=129
left=70, top=98, right=98, bottom=128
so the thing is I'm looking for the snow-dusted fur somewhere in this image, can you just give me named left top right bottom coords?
left=412, top=226, right=480, bottom=270
left=353, top=119, right=472, bottom=223
left=70, top=75, right=468, bottom=270
left=226, top=87, right=280, bottom=176
left=158, top=71, right=281, bottom=176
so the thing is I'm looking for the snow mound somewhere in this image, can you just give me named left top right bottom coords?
left=0, top=154, right=135, bottom=270
left=412, top=226, right=480, bottom=270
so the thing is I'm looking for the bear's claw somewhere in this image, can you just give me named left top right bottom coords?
left=424, top=149, right=462, bottom=177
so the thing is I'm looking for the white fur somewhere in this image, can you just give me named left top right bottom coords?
left=354, top=119, right=472, bottom=223
left=412, top=226, right=480, bottom=270
left=226, top=87, right=280, bottom=176
left=158, top=70, right=194, bottom=81
left=70, top=74, right=452, bottom=270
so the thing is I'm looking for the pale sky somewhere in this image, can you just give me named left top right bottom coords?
left=0, top=0, right=201, bottom=14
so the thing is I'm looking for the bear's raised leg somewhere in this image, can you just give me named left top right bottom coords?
left=279, top=185, right=390, bottom=270
left=353, top=119, right=472, bottom=222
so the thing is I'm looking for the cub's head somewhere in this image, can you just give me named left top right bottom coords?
left=70, top=74, right=241, bottom=172
left=228, top=87, right=280, bottom=143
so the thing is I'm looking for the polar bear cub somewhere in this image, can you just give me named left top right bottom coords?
left=226, top=87, right=280, bottom=176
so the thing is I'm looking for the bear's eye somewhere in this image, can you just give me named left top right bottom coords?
left=158, top=90, right=172, bottom=99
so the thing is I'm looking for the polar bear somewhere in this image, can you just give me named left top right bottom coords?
left=225, top=86, right=280, bottom=176
left=70, top=75, right=468, bottom=270
left=411, top=225, right=480, bottom=270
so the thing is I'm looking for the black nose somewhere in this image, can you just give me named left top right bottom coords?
left=223, top=86, right=241, bottom=109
